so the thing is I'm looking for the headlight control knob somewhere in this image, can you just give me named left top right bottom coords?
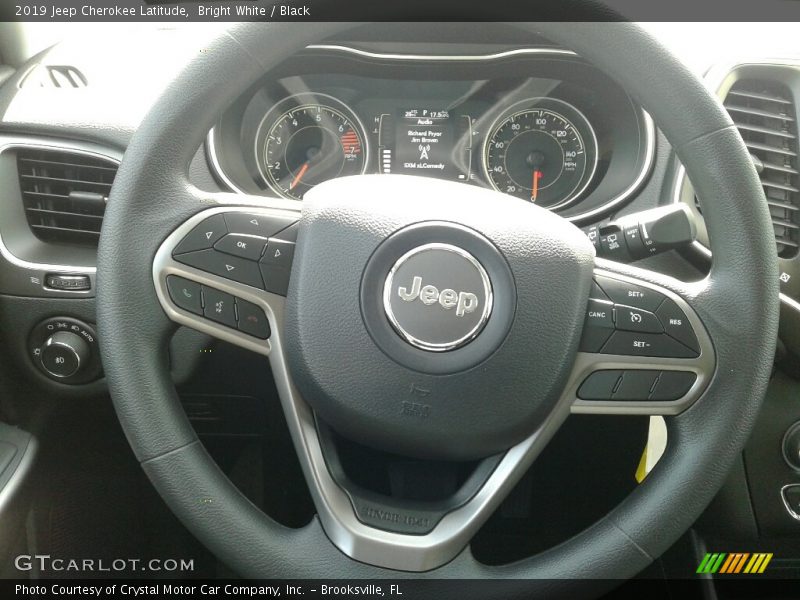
left=28, top=317, right=102, bottom=384
left=40, top=331, right=91, bottom=379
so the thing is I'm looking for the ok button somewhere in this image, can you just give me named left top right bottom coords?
left=214, top=233, right=268, bottom=261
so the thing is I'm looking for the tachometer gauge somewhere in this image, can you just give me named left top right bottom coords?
left=256, top=94, right=369, bottom=200
left=483, top=98, right=598, bottom=210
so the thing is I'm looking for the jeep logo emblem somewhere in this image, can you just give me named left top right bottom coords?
left=383, top=243, right=492, bottom=352
left=397, top=276, right=479, bottom=317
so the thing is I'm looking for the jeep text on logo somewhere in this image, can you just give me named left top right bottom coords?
left=397, top=276, right=479, bottom=317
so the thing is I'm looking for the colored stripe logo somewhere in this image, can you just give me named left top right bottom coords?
left=697, top=552, right=773, bottom=574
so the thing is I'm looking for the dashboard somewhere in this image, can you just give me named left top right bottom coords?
left=209, top=46, right=654, bottom=222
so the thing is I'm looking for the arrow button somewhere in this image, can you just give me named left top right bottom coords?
left=173, top=213, right=228, bottom=255
left=224, top=212, right=296, bottom=239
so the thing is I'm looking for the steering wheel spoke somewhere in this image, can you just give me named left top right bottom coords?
left=571, top=260, right=715, bottom=415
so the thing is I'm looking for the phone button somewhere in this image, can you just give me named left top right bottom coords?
left=166, top=275, right=203, bottom=316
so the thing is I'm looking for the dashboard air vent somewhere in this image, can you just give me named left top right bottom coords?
left=17, top=149, right=116, bottom=247
left=724, top=78, right=800, bottom=257
left=20, top=64, right=88, bottom=88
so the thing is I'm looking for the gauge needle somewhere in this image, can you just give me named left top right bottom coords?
left=289, top=162, right=310, bottom=191
left=531, top=169, right=542, bottom=202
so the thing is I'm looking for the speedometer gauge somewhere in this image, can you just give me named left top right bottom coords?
left=256, top=94, right=369, bottom=200
left=483, top=98, right=598, bottom=210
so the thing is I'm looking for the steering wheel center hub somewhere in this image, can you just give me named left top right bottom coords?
left=383, top=243, right=493, bottom=352
left=284, top=174, right=595, bottom=460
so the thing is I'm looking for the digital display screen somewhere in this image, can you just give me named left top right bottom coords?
left=391, top=109, right=465, bottom=181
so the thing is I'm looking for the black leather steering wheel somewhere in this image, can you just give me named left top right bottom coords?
left=96, top=21, right=779, bottom=593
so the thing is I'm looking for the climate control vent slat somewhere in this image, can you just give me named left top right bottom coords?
left=724, top=78, right=800, bottom=257
left=744, top=140, right=797, bottom=157
left=17, top=148, right=117, bottom=247
left=728, top=88, right=793, bottom=105
left=725, top=104, right=796, bottom=122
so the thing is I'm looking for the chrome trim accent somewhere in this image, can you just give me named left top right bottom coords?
left=154, top=208, right=714, bottom=570
left=305, top=44, right=579, bottom=62
left=206, top=45, right=655, bottom=223
left=382, top=242, right=493, bottom=352
left=0, top=434, right=37, bottom=516
left=0, top=136, right=121, bottom=293
left=571, top=266, right=715, bottom=415
left=781, top=484, right=800, bottom=521
left=207, top=127, right=249, bottom=196
left=671, top=58, right=800, bottom=318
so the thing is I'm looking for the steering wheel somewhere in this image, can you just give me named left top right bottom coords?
left=96, top=21, right=778, bottom=592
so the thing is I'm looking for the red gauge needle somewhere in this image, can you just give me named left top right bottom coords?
left=289, top=162, right=310, bottom=191
left=531, top=169, right=543, bottom=202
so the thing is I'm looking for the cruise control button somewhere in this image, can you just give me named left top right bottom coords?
left=236, top=299, right=271, bottom=339
left=613, top=370, right=660, bottom=401
left=262, top=239, right=295, bottom=269
left=595, top=275, right=665, bottom=312
left=166, top=275, right=203, bottom=316
left=214, top=234, right=268, bottom=261
left=615, top=304, right=663, bottom=334
left=173, top=214, right=228, bottom=255
left=580, top=299, right=616, bottom=352
left=224, top=213, right=296, bottom=239
left=651, top=371, right=697, bottom=400
left=586, top=298, right=614, bottom=329
left=202, top=287, right=236, bottom=328
left=656, top=298, right=700, bottom=353
left=577, top=370, right=622, bottom=400
left=601, top=331, right=699, bottom=358
left=174, top=249, right=264, bottom=289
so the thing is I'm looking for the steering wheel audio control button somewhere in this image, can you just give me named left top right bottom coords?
left=577, top=370, right=623, bottom=400
left=201, top=287, right=237, bottom=328
left=612, top=370, right=660, bottom=400
left=214, top=234, right=268, bottom=261
left=614, top=304, right=663, bottom=334
left=173, top=214, right=228, bottom=255
left=601, top=331, right=698, bottom=358
left=650, top=371, right=697, bottom=401
left=175, top=249, right=265, bottom=289
left=594, top=275, right=665, bottom=312
left=166, top=275, right=203, bottom=315
left=656, top=298, right=700, bottom=352
left=223, top=212, right=296, bottom=239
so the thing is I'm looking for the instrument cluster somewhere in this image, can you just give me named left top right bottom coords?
left=209, top=46, right=654, bottom=222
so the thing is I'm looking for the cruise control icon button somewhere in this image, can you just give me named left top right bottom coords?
left=615, top=304, right=663, bottom=334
